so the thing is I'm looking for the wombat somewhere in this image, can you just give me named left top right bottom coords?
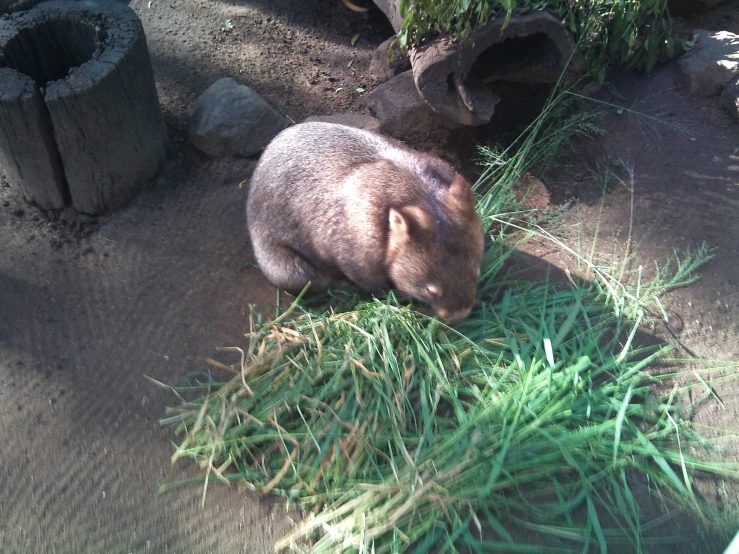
left=246, top=122, right=484, bottom=322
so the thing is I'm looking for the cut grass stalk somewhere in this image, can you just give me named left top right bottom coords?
left=158, top=79, right=739, bottom=552
left=159, top=274, right=739, bottom=552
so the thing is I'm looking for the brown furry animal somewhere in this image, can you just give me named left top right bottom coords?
left=246, top=122, right=484, bottom=322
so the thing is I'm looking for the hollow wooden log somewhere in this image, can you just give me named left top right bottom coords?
left=410, top=11, right=581, bottom=126
left=0, top=0, right=168, bottom=214
left=369, top=2, right=581, bottom=126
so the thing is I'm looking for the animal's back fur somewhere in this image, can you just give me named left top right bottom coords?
left=246, top=122, right=462, bottom=290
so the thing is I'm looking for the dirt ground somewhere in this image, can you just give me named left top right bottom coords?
left=0, top=0, right=738, bottom=552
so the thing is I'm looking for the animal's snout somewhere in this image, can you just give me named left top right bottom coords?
left=436, top=304, right=473, bottom=323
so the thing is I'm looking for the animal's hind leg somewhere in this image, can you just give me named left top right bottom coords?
left=254, top=243, right=339, bottom=293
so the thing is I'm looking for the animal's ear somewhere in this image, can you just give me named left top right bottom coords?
left=388, top=206, right=433, bottom=249
left=388, top=207, right=411, bottom=246
left=402, top=205, right=434, bottom=232
left=389, top=206, right=433, bottom=239
left=445, top=175, right=475, bottom=213
left=389, top=207, right=409, bottom=234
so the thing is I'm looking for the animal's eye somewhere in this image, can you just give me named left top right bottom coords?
left=425, top=284, right=442, bottom=298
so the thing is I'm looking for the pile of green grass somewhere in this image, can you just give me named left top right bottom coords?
left=156, top=85, right=739, bottom=552
left=394, top=0, right=692, bottom=83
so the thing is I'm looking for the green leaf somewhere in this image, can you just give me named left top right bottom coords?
left=597, top=66, right=607, bottom=85
left=613, top=383, right=634, bottom=462
left=351, top=33, right=360, bottom=46
left=356, top=87, right=365, bottom=93
left=586, top=493, right=608, bottom=554
left=347, top=59, right=354, bottom=68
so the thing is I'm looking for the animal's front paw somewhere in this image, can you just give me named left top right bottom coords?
left=332, top=278, right=354, bottom=290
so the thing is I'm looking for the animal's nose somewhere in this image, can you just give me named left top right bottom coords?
left=437, top=305, right=473, bottom=323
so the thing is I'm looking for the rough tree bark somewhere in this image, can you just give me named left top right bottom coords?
left=0, top=0, right=168, bottom=214
left=369, top=1, right=580, bottom=126
left=0, top=70, right=67, bottom=210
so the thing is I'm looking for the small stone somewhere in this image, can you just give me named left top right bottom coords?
left=677, top=30, right=739, bottom=97
left=188, top=77, right=290, bottom=158
left=12, top=207, right=23, bottom=217
left=303, top=113, right=380, bottom=132
left=720, top=75, right=739, bottom=122
left=366, top=71, right=460, bottom=143
left=368, top=37, right=411, bottom=85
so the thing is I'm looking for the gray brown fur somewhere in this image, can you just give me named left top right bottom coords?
left=246, top=122, right=484, bottom=321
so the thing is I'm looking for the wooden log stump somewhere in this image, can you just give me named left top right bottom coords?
left=0, top=69, right=68, bottom=209
left=0, top=0, right=39, bottom=16
left=0, top=0, right=168, bottom=214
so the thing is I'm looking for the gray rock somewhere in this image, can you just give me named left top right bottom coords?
left=677, top=30, right=739, bottom=97
left=366, top=71, right=460, bottom=143
left=369, top=37, right=411, bottom=85
left=369, top=0, right=405, bottom=32
left=189, top=77, right=290, bottom=158
left=303, top=113, right=380, bottom=131
left=720, top=76, right=739, bottom=122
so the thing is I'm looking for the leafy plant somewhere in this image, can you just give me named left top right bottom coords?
left=394, top=0, right=690, bottom=82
